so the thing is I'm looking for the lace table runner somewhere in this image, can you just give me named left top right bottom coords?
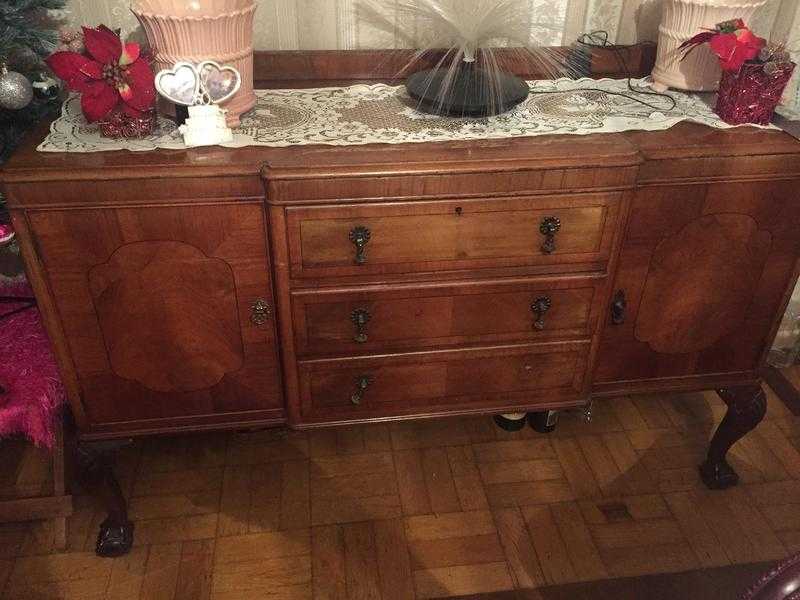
left=37, top=77, right=765, bottom=153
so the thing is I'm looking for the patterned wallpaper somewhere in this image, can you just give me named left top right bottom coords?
left=60, top=0, right=799, bottom=104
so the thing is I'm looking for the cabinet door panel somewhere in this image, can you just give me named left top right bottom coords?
left=595, top=182, right=800, bottom=386
left=29, top=204, right=283, bottom=432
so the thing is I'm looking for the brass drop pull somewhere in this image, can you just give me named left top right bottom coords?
left=250, top=298, right=272, bottom=325
left=349, top=226, right=371, bottom=265
left=611, top=290, right=627, bottom=325
left=540, top=216, right=561, bottom=255
left=351, top=375, right=372, bottom=405
left=531, top=296, right=552, bottom=330
left=351, top=308, right=371, bottom=343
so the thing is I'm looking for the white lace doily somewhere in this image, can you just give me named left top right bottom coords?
left=37, top=78, right=767, bottom=153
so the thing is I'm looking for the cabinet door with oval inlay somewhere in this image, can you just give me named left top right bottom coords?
left=27, top=203, right=283, bottom=436
left=594, top=181, right=800, bottom=388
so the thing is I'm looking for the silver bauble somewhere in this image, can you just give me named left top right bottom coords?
left=0, top=71, right=34, bottom=110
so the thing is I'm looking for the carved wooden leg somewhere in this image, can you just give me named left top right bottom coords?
left=76, top=443, right=134, bottom=557
left=699, top=385, right=767, bottom=490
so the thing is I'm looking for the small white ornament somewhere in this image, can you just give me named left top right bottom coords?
left=179, top=104, right=234, bottom=148
left=0, top=69, right=34, bottom=110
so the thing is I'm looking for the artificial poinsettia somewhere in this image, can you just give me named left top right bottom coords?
left=46, top=25, right=155, bottom=122
left=680, top=19, right=766, bottom=72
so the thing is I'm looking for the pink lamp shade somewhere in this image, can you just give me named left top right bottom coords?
left=130, top=0, right=256, bottom=126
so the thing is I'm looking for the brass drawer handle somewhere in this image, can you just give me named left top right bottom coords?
left=531, top=296, right=552, bottom=330
left=250, top=298, right=272, bottom=325
left=540, top=216, right=561, bottom=254
left=351, top=375, right=372, bottom=405
left=611, top=290, right=627, bottom=325
left=349, top=226, right=371, bottom=265
left=351, top=308, right=371, bottom=343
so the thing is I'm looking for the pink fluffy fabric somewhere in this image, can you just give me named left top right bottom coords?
left=0, top=278, right=65, bottom=448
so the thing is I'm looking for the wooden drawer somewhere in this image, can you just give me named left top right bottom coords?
left=297, top=342, right=590, bottom=423
left=292, top=275, right=605, bottom=357
left=286, top=193, right=621, bottom=280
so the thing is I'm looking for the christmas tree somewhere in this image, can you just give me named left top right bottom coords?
left=0, top=0, right=65, bottom=162
left=0, top=0, right=65, bottom=276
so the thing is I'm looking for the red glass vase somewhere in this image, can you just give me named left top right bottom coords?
left=98, top=109, right=157, bottom=138
left=715, top=62, right=796, bottom=126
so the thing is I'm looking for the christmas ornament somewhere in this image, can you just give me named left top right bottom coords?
left=32, top=74, right=61, bottom=101
left=0, top=67, right=34, bottom=110
left=0, top=224, right=14, bottom=246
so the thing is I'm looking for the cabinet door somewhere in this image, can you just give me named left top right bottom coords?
left=594, top=181, right=800, bottom=386
left=28, top=203, right=283, bottom=435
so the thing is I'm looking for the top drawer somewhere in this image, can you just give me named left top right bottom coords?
left=286, top=193, right=621, bottom=281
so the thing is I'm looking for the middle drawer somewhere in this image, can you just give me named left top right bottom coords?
left=292, top=275, right=606, bottom=357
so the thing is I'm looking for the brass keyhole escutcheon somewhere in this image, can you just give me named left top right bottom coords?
left=351, top=308, right=371, bottom=343
left=349, top=226, right=371, bottom=265
left=351, top=375, right=372, bottom=405
left=250, top=298, right=272, bottom=325
left=540, top=216, right=561, bottom=255
left=531, top=296, right=552, bottom=330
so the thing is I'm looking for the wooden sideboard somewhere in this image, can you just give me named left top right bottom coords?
left=3, top=67, right=800, bottom=555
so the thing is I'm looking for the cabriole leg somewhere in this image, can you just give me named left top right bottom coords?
left=699, top=385, right=767, bottom=490
left=76, top=443, right=134, bottom=557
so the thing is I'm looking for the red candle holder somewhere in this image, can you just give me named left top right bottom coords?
left=715, top=62, right=796, bottom=126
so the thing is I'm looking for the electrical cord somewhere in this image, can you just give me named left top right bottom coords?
left=551, top=30, right=678, bottom=113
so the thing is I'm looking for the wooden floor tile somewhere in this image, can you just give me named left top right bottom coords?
left=133, top=514, right=219, bottom=546
left=600, top=542, right=698, bottom=578
left=550, top=502, right=607, bottom=581
left=215, top=530, right=311, bottom=565
left=473, top=440, right=555, bottom=464
left=413, top=562, right=513, bottom=599
left=175, top=539, right=214, bottom=600
left=664, top=492, right=729, bottom=568
left=105, top=545, right=149, bottom=600
left=133, top=467, right=223, bottom=497
left=448, top=446, right=489, bottom=512
left=478, top=459, right=563, bottom=485
left=520, top=505, right=576, bottom=585
left=589, top=518, right=685, bottom=550
left=374, top=518, right=415, bottom=600
left=343, top=521, right=382, bottom=600
left=421, top=447, right=461, bottom=514
left=406, top=511, right=496, bottom=542
left=484, top=480, right=575, bottom=508
left=395, top=449, right=433, bottom=516
left=8, top=551, right=112, bottom=586
left=551, top=438, right=600, bottom=499
left=140, top=543, right=181, bottom=600
left=312, top=525, right=347, bottom=600
left=493, top=507, right=544, bottom=589
left=409, top=533, right=505, bottom=570
left=280, top=460, right=310, bottom=530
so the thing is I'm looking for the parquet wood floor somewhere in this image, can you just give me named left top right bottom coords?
left=3, top=381, right=800, bottom=599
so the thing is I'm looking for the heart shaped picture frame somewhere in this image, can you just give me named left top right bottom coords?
left=155, top=62, right=200, bottom=106
left=198, top=61, right=241, bottom=105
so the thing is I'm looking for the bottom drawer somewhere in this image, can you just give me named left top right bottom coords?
left=297, top=342, right=590, bottom=423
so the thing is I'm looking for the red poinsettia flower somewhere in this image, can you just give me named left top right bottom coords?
left=709, top=28, right=766, bottom=71
left=46, top=25, right=155, bottom=122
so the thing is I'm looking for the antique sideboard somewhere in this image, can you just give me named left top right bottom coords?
left=3, top=56, right=800, bottom=556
